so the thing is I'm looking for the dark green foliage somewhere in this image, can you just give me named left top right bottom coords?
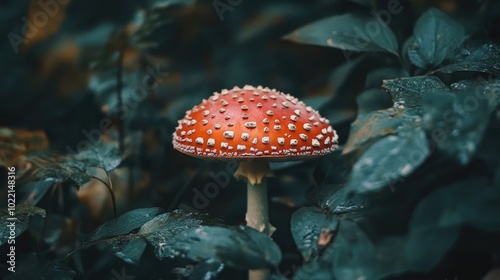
left=0, top=205, right=45, bottom=245
left=1, top=0, right=500, bottom=279
left=284, top=14, right=399, bottom=55
left=407, top=8, right=465, bottom=69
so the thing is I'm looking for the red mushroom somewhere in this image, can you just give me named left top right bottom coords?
left=172, top=85, right=338, bottom=278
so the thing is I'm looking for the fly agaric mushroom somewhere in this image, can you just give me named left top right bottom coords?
left=173, top=85, right=338, bottom=236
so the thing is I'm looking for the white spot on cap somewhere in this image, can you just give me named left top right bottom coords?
left=294, top=109, right=301, bottom=116
left=270, top=95, right=277, bottom=99
left=316, top=134, right=324, bottom=140
left=214, top=124, right=221, bottom=129
left=303, top=123, right=312, bottom=131
left=207, top=129, right=213, bottom=135
left=195, top=137, right=204, bottom=144
left=241, top=105, right=248, bottom=110
left=225, top=115, right=230, bottom=120
left=308, top=115, right=315, bottom=121
left=321, top=128, right=327, bottom=134
left=327, top=126, right=333, bottom=133
left=257, top=103, right=263, bottom=108
left=241, top=132, right=250, bottom=140
left=290, top=115, right=298, bottom=121
left=266, top=110, right=274, bottom=116
left=180, top=131, right=186, bottom=136
left=288, top=124, right=296, bottom=131
left=253, top=91, right=260, bottom=96
left=238, top=97, right=244, bottom=103
left=203, top=110, right=210, bottom=117
left=272, top=103, right=277, bottom=108
left=277, top=137, right=285, bottom=145
left=274, top=125, right=281, bottom=131
left=243, top=85, right=254, bottom=90
left=233, top=86, right=241, bottom=91
left=211, top=95, right=219, bottom=101
left=282, top=101, right=289, bottom=108
left=228, top=122, right=234, bottom=127
left=219, top=108, right=226, bottom=113
left=252, top=138, right=258, bottom=145
left=245, top=122, right=257, bottom=128
left=312, top=139, right=320, bottom=147
left=242, top=114, right=249, bottom=119
left=306, top=106, right=313, bottom=112
left=290, top=139, right=298, bottom=146
left=232, top=93, right=238, bottom=99
left=264, top=127, right=270, bottom=132
left=263, top=118, right=270, bottom=124
left=237, top=144, right=246, bottom=151
left=262, top=95, right=268, bottom=100
left=221, top=100, right=229, bottom=106
left=207, top=138, right=215, bottom=146
left=324, top=137, right=330, bottom=145
left=274, top=119, right=280, bottom=124
left=299, top=134, right=308, bottom=140
left=223, top=131, right=234, bottom=139
left=202, top=120, right=208, bottom=125
left=332, top=133, right=339, bottom=142
left=221, top=89, right=229, bottom=95
left=262, top=137, right=270, bottom=144
left=221, top=142, right=228, bottom=149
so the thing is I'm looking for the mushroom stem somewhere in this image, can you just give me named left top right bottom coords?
left=235, top=161, right=275, bottom=280
left=246, top=178, right=274, bottom=235
left=247, top=179, right=273, bottom=280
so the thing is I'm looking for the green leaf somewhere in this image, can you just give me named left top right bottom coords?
left=422, top=90, right=490, bottom=165
left=382, top=76, right=451, bottom=110
left=291, top=207, right=339, bottom=261
left=0, top=205, right=46, bottom=245
left=343, top=108, right=415, bottom=154
left=406, top=177, right=500, bottom=271
left=433, top=44, right=500, bottom=76
left=408, top=8, right=465, bottom=69
left=151, top=0, right=196, bottom=9
left=85, top=207, right=163, bottom=242
left=346, top=130, right=430, bottom=194
left=108, top=235, right=147, bottom=265
left=328, top=220, right=406, bottom=280
left=73, top=143, right=121, bottom=172
left=148, top=225, right=281, bottom=269
left=284, top=14, right=399, bottom=55
left=138, top=210, right=280, bottom=269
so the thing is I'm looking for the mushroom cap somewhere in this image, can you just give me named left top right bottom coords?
left=172, top=85, right=339, bottom=161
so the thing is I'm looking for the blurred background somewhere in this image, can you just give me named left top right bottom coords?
left=1, top=0, right=500, bottom=279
